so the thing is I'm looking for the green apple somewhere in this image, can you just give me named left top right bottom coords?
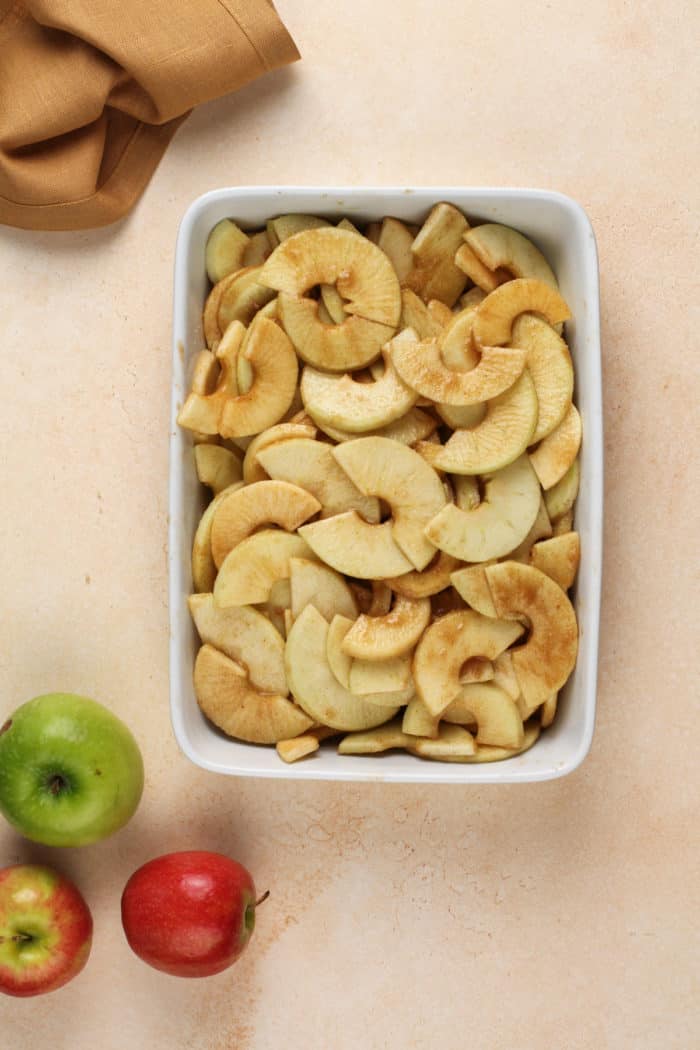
left=0, top=693, right=144, bottom=846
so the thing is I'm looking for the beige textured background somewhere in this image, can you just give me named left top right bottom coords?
left=1, top=1, right=698, bottom=1046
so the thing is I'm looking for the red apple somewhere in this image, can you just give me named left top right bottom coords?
left=120, top=851, right=265, bottom=977
left=0, top=864, right=92, bottom=997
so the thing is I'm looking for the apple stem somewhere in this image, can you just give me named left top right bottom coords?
left=255, top=890, right=270, bottom=908
left=48, top=774, right=66, bottom=795
left=12, top=933, right=33, bottom=943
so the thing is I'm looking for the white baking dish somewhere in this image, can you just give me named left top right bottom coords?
left=169, top=187, right=602, bottom=783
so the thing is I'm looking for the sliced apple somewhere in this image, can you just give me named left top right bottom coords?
left=194, top=644, right=312, bottom=743
left=460, top=657, right=494, bottom=684
left=438, top=720, right=540, bottom=763
left=191, top=482, right=244, bottom=592
left=219, top=317, right=299, bottom=438
left=492, top=651, right=521, bottom=700
left=210, top=481, right=321, bottom=568
left=261, top=577, right=292, bottom=639
left=368, top=582, right=393, bottom=616
left=484, top=561, right=578, bottom=708
left=427, top=299, right=454, bottom=329
left=442, top=683, right=524, bottom=749
left=529, top=532, right=580, bottom=590
left=242, top=422, right=318, bottom=485
left=541, top=693, right=558, bottom=728
left=435, top=401, right=487, bottom=430
left=364, top=221, right=382, bottom=244
left=386, top=550, right=461, bottom=598
left=326, top=614, right=354, bottom=689
left=406, top=202, right=469, bottom=306
left=332, top=436, right=446, bottom=570
left=188, top=593, right=287, bottom=695
left=337, top=720, right=411, bottom=754
left=452, top=475, right=480, bottom=511
left=213, top=529, right=314, bottom=607
left=507, top=495, right=552, bottom=562
left=178, top=321, right=245, bottom=435
left=544, top=456, right=580, bottom=521
left=511, top=313, right=573, bottom=442
left=319, top=282, right=347, bottom=324
left=217, top=266, right=277, bottom=330
left=473, top=278, right=571, bottom=348
left=553, top=508, right=574, bottom=535
left=202, top=272, right=238, bottom=349
left=401, top=697, right=439, bottom=738
left=341, top=594, right=430, bottom=660
left=400, top=288, right=445, bottom=339
left=276, top=726, right=338, bottom=764
left=257, top=437, right=381, bottom=522
left=460, top=287, right=487, bottom=309
left=450, top=564, right=497, bottom=617
left=268, top=214, right=330, bottom=242
left=260, top=227, right=401, bottom=326
left=454, top=241, right=506, bottom=293
left=348, top=653, right=412, bottom=696
left=425, top=454, right=541, bottom=561
left=289, top=557, right=358, bottom=623
left=438, top=307, right=479, bottom=372
left=464, top=224, right=558, bottom=288
left=413, top=610, right=524, bottom=716
left=529, top=403, right=582, bottom=489
left=299, top=512, right=413, bottom=579
left=206, top=220, right=249, bottom=284
left=391, top=332, right=526, bottom=406
left=277, top=294, right=392, bottom=372
left=194, top=443, right=242, bottom=494
left=243, top=230, right=272, bottom=267
left=285, top=605, right=398, bottom=730
left=313, top=406, right=437, bottom=445
left=375, top=217, right=415, bottom=282
left=407, top=724, right=476, bottom=759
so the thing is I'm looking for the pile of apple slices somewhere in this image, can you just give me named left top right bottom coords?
left=177, top=205, right=582, bottom=764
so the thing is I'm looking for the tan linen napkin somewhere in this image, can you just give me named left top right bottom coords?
left=0, top=0, right=299, bottom=231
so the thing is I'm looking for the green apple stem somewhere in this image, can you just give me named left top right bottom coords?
left=255, top=890, right=270, bottom=907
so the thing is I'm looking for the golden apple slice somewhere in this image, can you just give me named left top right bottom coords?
left=341, top=595, right=431, bottom=660
left=261, top=577, right=292, bottom=638
left=541, top=693, right=558, bottom=728
left=337, top=720, right=411, bottom=754
left=492, top=651, right=521, bottom=700
left=219, top=317, right=299, bottom=438
left=455, top=241, right=509, bottom=293
left=406, top=202, right=469, bottom=306
left=187, top=349, right=221, bottom=440
left=414, top=610, right=524, bottom=716
left=442, top=683, right=524, bottom=749
left=435, top=401, right=487, bottom=430
left=206, top=219, right=249, bottom=283
left=377, top=217, right=415, bottom=282
left=213, top=529, right=314, bottom=607
left=427, top=299, right=454, bottom=328
left=386, top=550, right=461, bottom=598
left=210, top=481, right=321, bottom=568
left=202, top=272, right=237, bottom=349
left=473, top=278, right=571, bottom=348
left=260, top=227, right=401, bottom=326
left=511, top=313, right=573, bottom=442
left=268, top=214, right=330, bottom=242
left=553, top=508, right=574, bottom=535
left=529, top=532, right=580, bottom=590
left=242, top=422, right=318, bottom=484
left=278, top=293, right=392, bottom=371
left=319, top=282, right=347, bottom=324
left=194, top=444, right=242, bottom=493
left=194, top=644, right=313, bottom=743
left=178, top=321, right=245, bottom=435
left=450, top=564, right=497, bottom=617
left=188, top=593, right=287, bottom=695
left=507, top=495, right=552, bottom=562
left=484, top=561, right=578, bottom=708
left=391, top=332, right=526, bottom=407
left=257, top=437, right=380, bottom=522
left=276, top=726, right=338, bottom=764
left=299, top=512, right=413, bottom=579
left=417, top=370, right=538, bottom=473
left=460, top=287, right=487, bottom=309
left=191, top=482, right=244, bottom=593
left=217, top=266, right=276, bottom=330
left=326, top=614, right=354, bottom=688
left=401, top=697, right=439, bottom=738
left=460, top=657, right=494, bottom=684
left=313, top=406, right=436, bottom=445
left=425, top=454, right=541, bottom=561
left=289, top=557, right=358, bottom=623
left=407, top=724, right=476, bottom=759
left=464, top=224, right=558, bottom=288
left=400, top=288, right=445, bottom=339
left=243, top=229, right=272, bottom=267
left=529, top=403, right=582, bottom=489
left=332, top=436, right=446, bottom=570
left=438, top=307, right=479, bottom=372
left=348, top=654, right=412, bottom=696
left=439, top=720, right=541, bottom=763
left=544, top=456, right=580, bottom=521
left=285, top=605, right=398, bottom=730
left=301, top=339, right=418, bottom=433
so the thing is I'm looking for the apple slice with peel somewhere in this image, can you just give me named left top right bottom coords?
left=391, top=332, right=526, bottom=406
left=406, top=202, right=469, bottom=306
left=473, top=279, right=571, bottom=347
left=242, top=422, right=317, bottom=484
left=191, top=482, right=244, bottom=593
left=450, top=564, right=498, bottom=617
left=442, top=683, right=524, bottom=749
left=178, top=321, right=245, bottom=435
left=511, top=314, right=573, bottom=442
left=341, top=594, right=431, bottom=660
left=529, top=532, right=580, bottom=590
left=337, top=720, right=411, bottom=754
left=210, top=481, right=321, bottom=568
left=464, top=224, right=558, bottom=289
left=194, top=444, right=242, bottom=493
left=386, top=550, right=461, bottom=598
left=276, top=727, right=338, bottom=764
left=326, top=615, right=354, bottom=688
left=454, top=242, right=506, bottom=293
left=206, top=220, right=249, bottom=283
left=348, top=654, right=412, bottom=696
left=301, top=339, right=418, bottom=433
left=214, top=530, right=315, bottom=607
left=377, top=217, right=415, bottom=282
left=414, top=610, right=524, bottom=716
left=402, top=697, right=439, bottom=738
left=333, top=436, right=447, bottom=570
left=417, top=370, right=538, bottom=473
left=541, top=693, right=558, bottom=728
left=425, top=454, right=541, bottom=562
left=257, top=437, right=380, bottom=522
left=436, top=720, right=541, bottom=763
left=260, top=227, right=401, bottom=327
left=529, top=403, right=582, bottom=489
left=217, top=266, right=277, bottom=330
left=219, top=317, right=298, bottom=439
left=285, top=606, right=398, bottom=731
left=289, top=557, right=358, bottom=623
left=188, top=593, right=287, bottom=695
left=313, top=406, right=436, bottom=445
left=277, top=294, right=393, bottom=371
left=299, top=512, right=413, bottom=579
left=407, top=724, right=476, bottom=760
left=544, top=456, right=580, bottom=521
left=484, top=561, right=578, bottom=708
left=194, top=644, right=313, bottom=744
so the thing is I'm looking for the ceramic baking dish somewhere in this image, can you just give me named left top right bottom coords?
left=169, top=187, right=602, bottom=783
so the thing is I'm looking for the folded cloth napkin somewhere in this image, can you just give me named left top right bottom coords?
left=0, top=0, right=299, bottom=230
